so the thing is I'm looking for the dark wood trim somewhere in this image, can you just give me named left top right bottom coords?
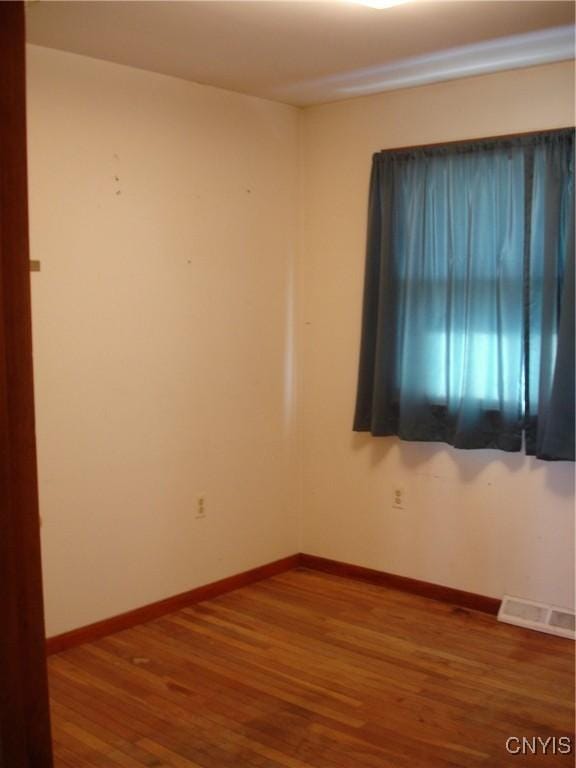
left=0, top=3, right=54, bottom=765
left=299, top=554, right=501, bottom=615
left=379, top=126, right=575, bottom=155
left=47, top=555, right=300, bottom=655
left=48, top=552, right=502, bottom=656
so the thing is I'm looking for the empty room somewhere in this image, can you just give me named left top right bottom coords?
left=1, top=0, right=575, bottom=766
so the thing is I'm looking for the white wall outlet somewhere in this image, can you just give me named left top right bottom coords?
left=392, top=487, right=405, bottom=510
left=196, top=494, right=206, bottom=519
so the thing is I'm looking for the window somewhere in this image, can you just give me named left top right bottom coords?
left=353, top=129, right=574, bottom=461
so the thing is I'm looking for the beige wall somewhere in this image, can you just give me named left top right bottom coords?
left=300, top=62, right=575, bottom=609
left=28, top=47, right=575, bottom=636
left=27, top=45, right=302, bottom=636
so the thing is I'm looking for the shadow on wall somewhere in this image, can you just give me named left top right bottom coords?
left=351, top=432, right=575, bottom=499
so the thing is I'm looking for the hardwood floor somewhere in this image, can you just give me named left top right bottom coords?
left=48, top=569, right=575, bottom=767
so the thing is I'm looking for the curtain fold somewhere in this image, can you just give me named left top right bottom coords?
left=354, top=129, right=574, bottom=461
left=526, top=135, right=575, bottom=460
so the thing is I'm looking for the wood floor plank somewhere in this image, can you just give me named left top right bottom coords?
left=49, top=568, right=575, bottom=767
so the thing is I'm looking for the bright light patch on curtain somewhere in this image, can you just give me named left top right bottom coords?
left=421, top=331, right=521, bottom=405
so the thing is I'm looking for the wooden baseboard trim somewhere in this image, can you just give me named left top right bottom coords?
left=299, top=554, right=501, bottom=615
left=46, top=552, right=501, bottom=654
left=46, top=554, right=300, bottom=655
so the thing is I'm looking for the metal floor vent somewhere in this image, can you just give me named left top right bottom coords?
left=498, top=596, right=575, bottom=639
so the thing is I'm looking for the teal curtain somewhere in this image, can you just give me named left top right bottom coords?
left=354, top=129, right=574, bottom=461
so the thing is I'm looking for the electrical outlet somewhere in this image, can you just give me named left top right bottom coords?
left=392, top=487, right=405, bottom=510
left=196, top=494, right=206, bottom=519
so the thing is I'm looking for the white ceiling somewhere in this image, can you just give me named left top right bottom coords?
left=26, top=1, right=575, bottom=106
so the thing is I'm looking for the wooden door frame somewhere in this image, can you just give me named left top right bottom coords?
left=0, top=2, right=54, bottom=766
